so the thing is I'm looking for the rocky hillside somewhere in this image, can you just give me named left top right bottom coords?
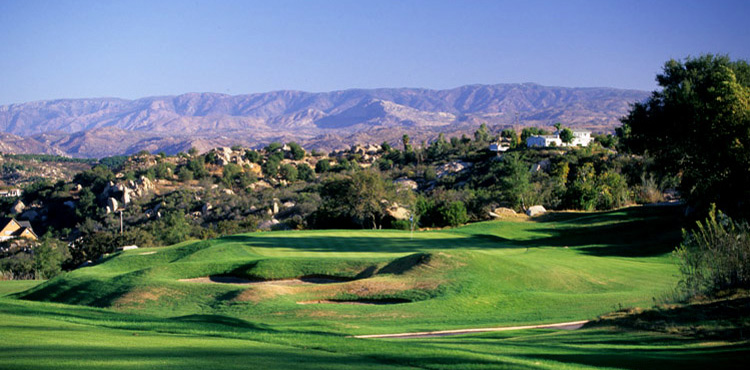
left=0, top=84, right=648, bottom=157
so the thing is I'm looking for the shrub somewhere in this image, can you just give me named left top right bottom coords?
left=674, top=205, right=750, bottom=299
left=439, top=201, right=469, bottom=227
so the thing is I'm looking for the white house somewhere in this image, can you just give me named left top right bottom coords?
left=567, top=130, right=593, bottom=146
left=526, top=130, right=592, bottom=148
left=0, top=189, right=23, bottom=198
left=489, top=142, right=510, bottom=152
left=526, top=135, right=562, bottom=147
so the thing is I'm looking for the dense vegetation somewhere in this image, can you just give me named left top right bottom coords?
left=1, top=127, right=667, bottom=279
left=619, top=54, right=750, bottom=218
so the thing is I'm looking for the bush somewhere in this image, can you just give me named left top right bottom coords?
left=439, top=201, right=469, bottom=227
left=674, top=205, right=750, bottom=299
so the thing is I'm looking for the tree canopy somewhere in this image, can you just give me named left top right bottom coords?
left=618, top=55, right=750, bottom=216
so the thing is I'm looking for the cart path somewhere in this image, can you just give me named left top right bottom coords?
left=352, top=320, right=589, bottom=339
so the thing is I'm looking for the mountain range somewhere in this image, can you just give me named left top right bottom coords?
left=0, top=83, right=649, bottom=157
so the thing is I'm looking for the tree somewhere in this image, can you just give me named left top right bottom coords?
left=315, top=159, right=331, bottom=173
left=554, top=122, right=563, bottom=132
left=279, top=163, right=298, bottom=182
left=500, top=129, right=518, bottom=147
left=474, top=123, right=490, bottom=143
left=439, top=201, right=469, bottom=227
left=287, top=142, right=305, bottom=160
left=244, top=150, right=261, bottom=163
left=499, top=153, right=531, bottom=210
left=402, top=134, right=411, bottom=152
left=559, top=128, right=574, bottom=144
left=618, top=55, right=750, bottom=216
left=318, top=170, right=395, bottom=229
left=33, top=237, right=69, bottom=279
left=297, top=163, right=314, bottom=181
left=177, top=167, right=194, bottom=182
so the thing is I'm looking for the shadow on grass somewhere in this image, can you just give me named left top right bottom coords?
left=221, top=205, right=685, bottom=257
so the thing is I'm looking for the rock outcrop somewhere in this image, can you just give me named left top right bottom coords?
left=526, top=205, right=547, bottom=217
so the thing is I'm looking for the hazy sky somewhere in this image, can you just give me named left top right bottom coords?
left=1, top=0, right=748, bottom=105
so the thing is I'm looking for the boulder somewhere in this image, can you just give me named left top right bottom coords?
left=282, top=201, right=296, bottom=209
left=436, top=161, right=473, bottom=178
left=121, top=188, right=131, bottom=205
left=526, top=205, right=547, bottom=217
left=107, top=197, right=119, bottom=213
left=202, top=203, right=212, bottom=215
left=10, top=200, right=25, bottom=215
left=393, top=178, right=418, bottom=191
left=386, top=203, right=410, bottom=220
left=137, top=176, right=154, bottom=193
left=258, top=218, right=280, bottom=230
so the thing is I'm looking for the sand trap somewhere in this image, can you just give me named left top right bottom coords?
left=179, top=275, right=343, bottom=286
left=139, top=251, right=157, bottom=255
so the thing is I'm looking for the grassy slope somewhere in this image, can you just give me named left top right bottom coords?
left=14, top=206, right=685, bottom=335
left=4, top=205, right=746, bottom=368
left=15, top=206, right=683, bottom=335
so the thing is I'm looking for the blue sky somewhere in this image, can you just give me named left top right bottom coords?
left=1, top=0, right=748, bottom=105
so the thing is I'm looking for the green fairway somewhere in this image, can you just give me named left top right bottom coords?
left=14, top=206, right=684, bottom=334
left=0, top=280, right=44, bottom=296
left=2, top=205, right=747, bottom=368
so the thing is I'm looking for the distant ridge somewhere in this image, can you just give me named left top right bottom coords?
left=0, top=83, right=648, bottom=157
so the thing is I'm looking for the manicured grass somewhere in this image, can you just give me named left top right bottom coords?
left=0, top=280, right=44, bottom=296
left=4, top=205, right=744, bottom=369
left=14, top=206, right=685, bottom=335
left=1, top=297, right=747, bottom=369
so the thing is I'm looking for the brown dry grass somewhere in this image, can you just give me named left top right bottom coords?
left=233, top=277, right=443, bottom=303
left=112, top=287, right=184, bottom=309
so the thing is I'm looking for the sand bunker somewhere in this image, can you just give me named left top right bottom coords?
left=179, top=275, right=343, bottom=286
left=139, top=251, right=157, bottom=255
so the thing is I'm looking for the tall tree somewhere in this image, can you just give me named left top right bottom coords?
left=618, top=55, right=750, bottom=216
left=559, top=128, right=574, bottom=144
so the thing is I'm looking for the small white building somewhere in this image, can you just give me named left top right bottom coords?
left=489, top=142, right=510, bottom=152
left=0, top=189, right=23, bottom=198
left=526, top=130, right=592, bottom=148
left=526, top=135, right=562, bottom=148
left=566, top=130, right=593, bottom=146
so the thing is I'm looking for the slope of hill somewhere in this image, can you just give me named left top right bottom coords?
left=0, top=84, right=648, bottom=157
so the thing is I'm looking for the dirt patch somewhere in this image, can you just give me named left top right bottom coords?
left=178, top=275, right=343, bottom=286
left=306, top=278, right=442, bottom=297
left=234, top=284, right=300, bottom=303
left=112, top=287, right=183, bottom=309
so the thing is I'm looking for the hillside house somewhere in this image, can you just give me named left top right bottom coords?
left=0, top=218, right=38, bottom=242
left=489, top=138, right=514, bottom=152
left=0, top=189, right=23, bottom=198
left=526, top=130, right=592, bottom=148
